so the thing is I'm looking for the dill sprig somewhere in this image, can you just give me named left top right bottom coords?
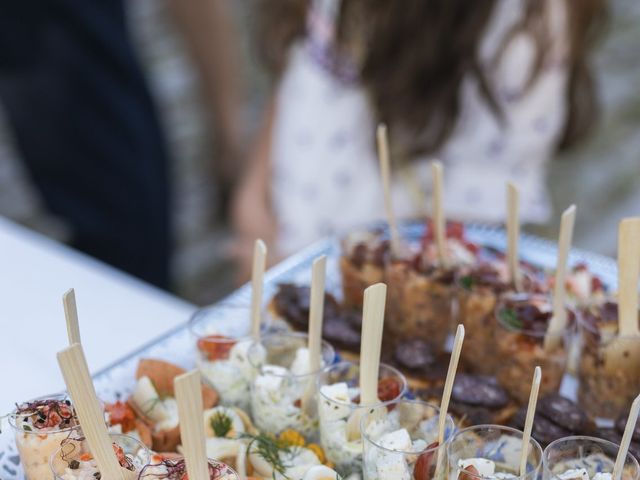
left=241, top=432, right=292, bottom=478
left=210, top=411, right=233, bottom=437
left=499, top=307, right=522, bottom=330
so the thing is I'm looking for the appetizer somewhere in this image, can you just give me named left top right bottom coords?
left=361, top=400, right=453, bottom=480
left=128, top=359, right=218, bottom=452
left=562, top=264, right=607, bottom=308
left=249, top=333, right=335, bottom=440
left=50, top=433, right=149, bottom=480
left=9, top=394, right=80, bottom=480
left=511, top=394, right=595, bottom=447
left=542, top=436, right=639, bottom=480
left=456, top=255, right=547, bottom=375
left=138, top=455, right=238, bottom=479
left=317, top=361, right=406, bottom=475
left=577, top=301, right=640, bottom=419
left=105, top=400, right=153, bottom=447
left=340, top=230, right=390, bottom=309
left=203, top=405, right=256, bottom=471
left=494, top=294, right=574, bottom=403
left=385, top=221, right=479, bottom=352
left=447, top=425, right=543, bottom=480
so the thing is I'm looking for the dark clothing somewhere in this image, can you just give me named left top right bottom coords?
left=0, top=0, right=171, bottom=288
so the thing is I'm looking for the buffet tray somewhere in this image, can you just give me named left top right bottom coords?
left=0, top=223, right=618, bottom=479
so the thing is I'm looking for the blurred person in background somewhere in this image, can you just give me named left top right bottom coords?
left=232, top=0, right=606, bottom=276
left=0, top=1, right=243, bottom=289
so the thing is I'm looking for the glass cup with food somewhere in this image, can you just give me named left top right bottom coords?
left=577, top=300, right=640, bottom=420
left=543, top=436, right=640, bottom=480
left=456, top=257, right=547, bottom=375
left=248, top=332, right=336, bottom=441
left=49, top=432, right=150, bottom=480
left=190, top=304, right=268, bottom=411
left=138, top=455, right=239, bottom=480
left=9, top=393, right=81, bottom=480
left=317, top=360, right=407, bottom=476
left=385, top=222, right=480, bottom=354
left=447, top=425, right=543, bottom=480
left=362, top=399, right=455, bottom=480
left=494, top=293, right=574, bottom=403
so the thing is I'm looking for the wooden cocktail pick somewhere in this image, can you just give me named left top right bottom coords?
left=58, top=344, right=133, bottom=480
left=431, top=161, right=447, bottom=266
left=377, top=124, right=401, bottom=258
left=346, top=283, right=387, bottom=440
left=250, top=239, right=267, bottom=339
left=301, top=255, right=327, bottom=414
left=175, top=370, right=210, bottom=480
left=613, top=393, right=640, bottom=480
left=434, top=324, right=465, bottom=477
left=544, top=205, right=576, bottom=351
left=63, top=288, right=81, bottom=345
left=519, top=366, right=542, bottom=476
left=507, top=182, right=522, bottom=292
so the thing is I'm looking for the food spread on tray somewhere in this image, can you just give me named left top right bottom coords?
left=5, top=179, right=640, bottom=480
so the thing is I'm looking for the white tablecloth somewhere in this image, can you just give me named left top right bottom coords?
left=0, top=217, right=195, bottom=413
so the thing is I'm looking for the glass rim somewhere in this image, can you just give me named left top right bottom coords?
left=448, top=424, right=543, bottom=480
left=49, top=432, right=150, bottom=476
left=316, top=361, right=408, bottom=408
left=138, top=456, right=240, bottom=479
left=247, top=331, right=336, bottom=378
left=543, top=435, right=640, bottom=477
left=360, top=399, right=454, bottom=456
left=9, top=393, right=80, bottom=434
left=495, top=293, right=573, bottom=338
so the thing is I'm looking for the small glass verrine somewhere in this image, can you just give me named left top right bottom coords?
left=317, top=360, right=407, bottom=476
left=248, top=331, right=336, bottom=441
left=362, top=399, right=455, bottom=480
left=190, top=304, right=269, bottom=411
left=447, top=425, right=543, bottom=480
left=9, top=393, right=81, bottom=480
left=50, top=432, right=150, bottom=480
left=543, top=436, right=640, bottom=480
left=494, top=293, right=574, bottom=403
left=138, top=455, right=240, bottom=479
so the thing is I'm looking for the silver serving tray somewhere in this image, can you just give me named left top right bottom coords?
left=0, top=223, right=617, bottom=479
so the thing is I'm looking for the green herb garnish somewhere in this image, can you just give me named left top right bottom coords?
left=242, top=432, right=293, bottom=478
left=460, top=276, right=474, bottom=290
left=210, top=411, right=233, bottom=437
left=499, top=308, right=523, bottom=330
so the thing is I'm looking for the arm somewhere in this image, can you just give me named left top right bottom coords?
left=230, top=99, right=277, bottom=283
left=168, top=0, right=246, bottom=183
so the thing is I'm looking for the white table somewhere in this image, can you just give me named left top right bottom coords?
left=0, top=217, right=195, bottom=413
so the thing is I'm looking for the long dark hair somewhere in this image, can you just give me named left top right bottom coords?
left=257, top=0, right=607, bottom=161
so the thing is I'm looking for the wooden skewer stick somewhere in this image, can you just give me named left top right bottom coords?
left=431, top=161, right=447, bottom=267
left=617, top=218, right=640, bottom=337
left=544, top=205, right=576, bottom=351
left=507, top=182, right=522, bottom=292
left=57, top=344, right=128, bottom=480
left=63, top=288, right=81, bottom=346
left=519, top=366, right=542, bottom=476
left=377, top=124, right=401, bottom=258
left=250, top=239, right=267, bottom=339
left=175, top=370, right=210, bottom=480
left=434, top=324, right=465, bottom=478
left=346, top=283, right=387, bottom=440
left=613, top=393, right=640, bottom=480
left=301, top=255, right=327, bottom=413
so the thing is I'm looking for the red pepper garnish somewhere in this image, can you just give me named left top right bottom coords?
left=105, top=401, right=137, bottom=433
left=197, top=334, right=237, bottom=361
left=413, top=442, right=439, bottom=480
